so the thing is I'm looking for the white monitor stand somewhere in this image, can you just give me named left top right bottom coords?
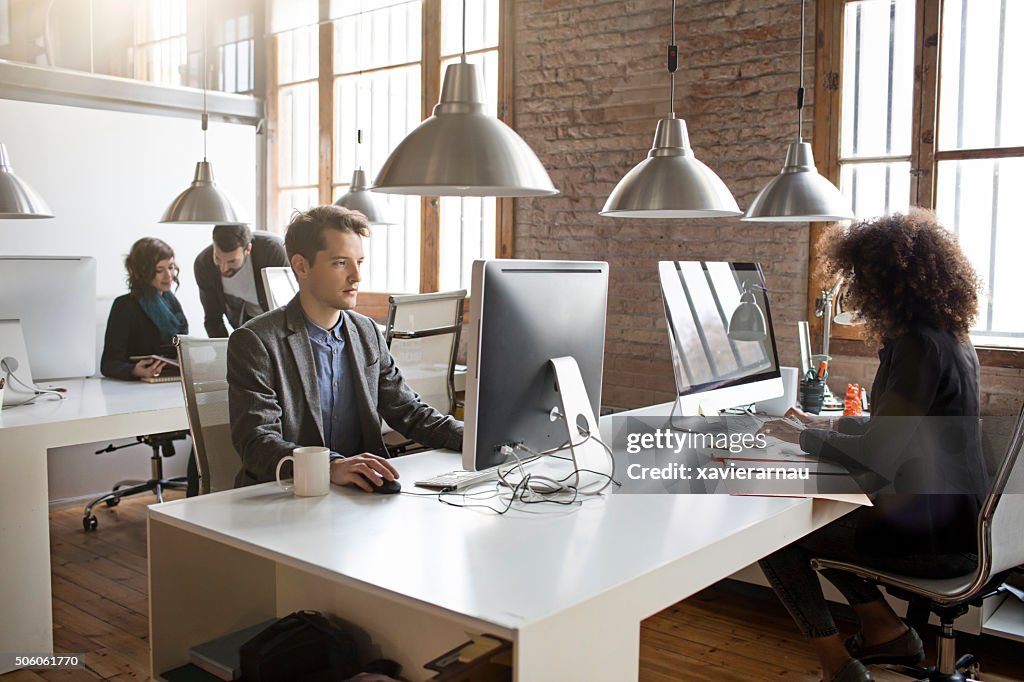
left=549, top=356, right=610, bottom=489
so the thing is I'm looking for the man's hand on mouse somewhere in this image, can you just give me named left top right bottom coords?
left=330, top=453, right=400, bottom=492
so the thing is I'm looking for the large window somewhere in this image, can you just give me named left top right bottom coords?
left=268, top=0, right=509, bottom=296
left=0, top=0, right=259, bottom=93
left=817, top=0, right=1024, bottom=349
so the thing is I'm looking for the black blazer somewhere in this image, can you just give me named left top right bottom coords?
left=801, top=325, right=988, bottom=556
left=100, top=293, right=189, bottom=381
left=193, top=232, right=289, bottom=338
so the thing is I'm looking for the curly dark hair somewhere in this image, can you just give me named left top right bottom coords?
left=125, top=237, right=179, bottom=295
left=818, top=209, right=980, bottom=343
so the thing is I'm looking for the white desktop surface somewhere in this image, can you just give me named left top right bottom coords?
left=0, top=377, right=187, bottom=666
left=148, top=446, right=856, bottom=680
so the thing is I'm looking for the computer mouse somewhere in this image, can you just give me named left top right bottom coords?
left=357, top=473, right=402, bottom=494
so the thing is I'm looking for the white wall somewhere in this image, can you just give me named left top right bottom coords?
left=0, top=97, right=256, bottom=503
left=0, top=97, right=256, bottom=351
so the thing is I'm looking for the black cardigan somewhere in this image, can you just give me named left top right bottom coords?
left=100, top=293, right=189, bottom=381
left=800, top=325, right=989, bottom=556
left=193, top=232, right=289, bottom=338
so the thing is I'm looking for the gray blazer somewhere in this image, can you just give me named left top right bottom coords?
left=227, top=297, right=463, bottom=485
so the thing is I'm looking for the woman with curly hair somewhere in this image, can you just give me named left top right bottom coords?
left=756, top=210, right=990, bottom=682
left=101, top=237, right=189, bottom=381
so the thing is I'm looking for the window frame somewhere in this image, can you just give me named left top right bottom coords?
left=267, top=0, right=515, bottom=312
left=810, top=0, right=1024, bottom=366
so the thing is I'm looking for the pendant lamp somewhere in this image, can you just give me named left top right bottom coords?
left=727, top=282, right=768, bottom=341
left=601, top=0, right=740, bottom=218
left=336, top=132, right=395, bottom=225
left=161, top=0, right=244, bottom=225
left=742, top=0, right=854, bottom=222
left=372, top=0, right=556, bottom=197
left=0, top=144, right=54, bottom=219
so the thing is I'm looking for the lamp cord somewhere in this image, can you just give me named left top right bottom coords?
left=668, top=0, right=678, bottom=117
left=461, top=0, right=467, bottom=64
left=201, top=0, right=209, bottom=160
left=797, top=0, right=806, bottom=141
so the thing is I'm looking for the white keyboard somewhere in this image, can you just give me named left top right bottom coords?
left=415, top=467, right=502, bottom=491
left=415, top=456, right=540, bottom=491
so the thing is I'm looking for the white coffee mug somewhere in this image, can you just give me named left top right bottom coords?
left=275, top=446, right=331, bottom=497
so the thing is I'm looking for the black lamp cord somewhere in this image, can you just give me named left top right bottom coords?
left=668, top=0, right=678, bottom=118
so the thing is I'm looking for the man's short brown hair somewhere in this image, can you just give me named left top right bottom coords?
left=284, top=205, right=370, bottom=266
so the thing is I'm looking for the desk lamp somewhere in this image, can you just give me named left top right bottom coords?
left=814, top=277, right=845, bottom=409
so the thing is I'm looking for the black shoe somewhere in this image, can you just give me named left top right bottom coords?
left=824, top=659, right=873, bottom=682
left=845, top=627, right=925, bottom=666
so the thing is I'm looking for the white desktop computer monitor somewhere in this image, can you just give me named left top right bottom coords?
left=463, top=259, right=609, bottom=472
left=659, top=261, right=782, bottom=416
left=0, top=256, right=97, bottom=380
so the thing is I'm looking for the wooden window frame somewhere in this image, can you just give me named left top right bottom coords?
left=810, top=0, right=1024, bottom=368
left=268, top=0, right=514, bottom=320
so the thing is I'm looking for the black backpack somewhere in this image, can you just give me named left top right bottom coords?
left=239, top=610, right=399, bottom=682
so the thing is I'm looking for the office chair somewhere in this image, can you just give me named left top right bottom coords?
left=811, top=404, right=1024, bottom=681
left=261, top=266, right=299, bottom=309
left=382, top=290, right=466, bottom=453
left=82, top=429, right=191, bottom=531
left=175, top=336, right=241, bottom=494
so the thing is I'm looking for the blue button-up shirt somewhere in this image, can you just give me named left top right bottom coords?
left=304, top=313, right=362, bottom=458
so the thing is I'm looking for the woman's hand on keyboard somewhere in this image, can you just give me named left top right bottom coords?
left=756, top=419, right=803, bottom=444
left=782, top=406, right=831, bottom=429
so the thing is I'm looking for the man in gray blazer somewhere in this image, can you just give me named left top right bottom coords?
left=227, top=205, right=463, bottom=490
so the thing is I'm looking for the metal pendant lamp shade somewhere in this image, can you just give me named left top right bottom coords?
left=727, top=286, right=767, bottom=341
left=0, top=144, right=54, bottom=219
left=601, top=117, right=741, bottom=218
left=373, top=62, right=557, bottom=197
left=161, top=160, right=244, bottom=224
left=743, top=142, right=855, bottom=222
left=335, top=169, right=395, bottom=225
left=742, top=0, right=854, bottom=223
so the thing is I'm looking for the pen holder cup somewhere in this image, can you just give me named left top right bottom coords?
left=799, top=379, right=826, bottom=415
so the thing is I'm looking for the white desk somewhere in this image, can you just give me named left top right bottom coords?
left=0, top=378, right=187, bottom=665
left=148, top=447, right=855, bottom=681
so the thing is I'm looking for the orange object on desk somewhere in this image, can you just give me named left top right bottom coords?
left=844, top=383, right=863, bottom=416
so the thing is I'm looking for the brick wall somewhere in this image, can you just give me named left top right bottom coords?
left=512, top=0, right=814, bottom=408
left=510, top=0, right=1023, bottom=416
left=828, top=348, right=1024, bottom=417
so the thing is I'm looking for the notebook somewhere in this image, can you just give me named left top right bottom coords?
left=188, top=619, right=277, bottom=681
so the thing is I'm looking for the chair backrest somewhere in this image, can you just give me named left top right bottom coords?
left=979, top=401, right=1024, bottom=577
left=261, top=266, right=299, bottom=309
left=384, top=290, right=466, bottom=415
left=175, top=336, right=240, bottom=494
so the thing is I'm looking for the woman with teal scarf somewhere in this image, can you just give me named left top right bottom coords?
left=101, top=238, right=189, bottom=381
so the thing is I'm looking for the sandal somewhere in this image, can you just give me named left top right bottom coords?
left=845, top=627, right=925, bottom=666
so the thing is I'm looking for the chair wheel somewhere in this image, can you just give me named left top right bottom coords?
left=83, top=515, right=98, bottom=531
left=105, top=497, right=120, bottom=508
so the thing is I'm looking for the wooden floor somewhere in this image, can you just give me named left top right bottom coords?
left=2, top=494, right=1022, bottom=681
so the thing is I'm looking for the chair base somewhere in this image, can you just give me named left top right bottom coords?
left=82, top=477, right=186, bottom=531
left=83, top=431, right=189, bottom=531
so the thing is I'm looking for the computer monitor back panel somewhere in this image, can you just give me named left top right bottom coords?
left=464, top=259, right=609, bottom=471
left=0, top=256, right=97, bottom=380
left=262, top=267, right=299, bottom=310
left=659, top=261, right=782, bottom=416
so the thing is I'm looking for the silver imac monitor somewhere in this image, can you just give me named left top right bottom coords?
left=463, top=259, right=609, bottom=471
left=658, top=261, right=782, bottom=416
left=0, top=256, right=97, bottom=380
